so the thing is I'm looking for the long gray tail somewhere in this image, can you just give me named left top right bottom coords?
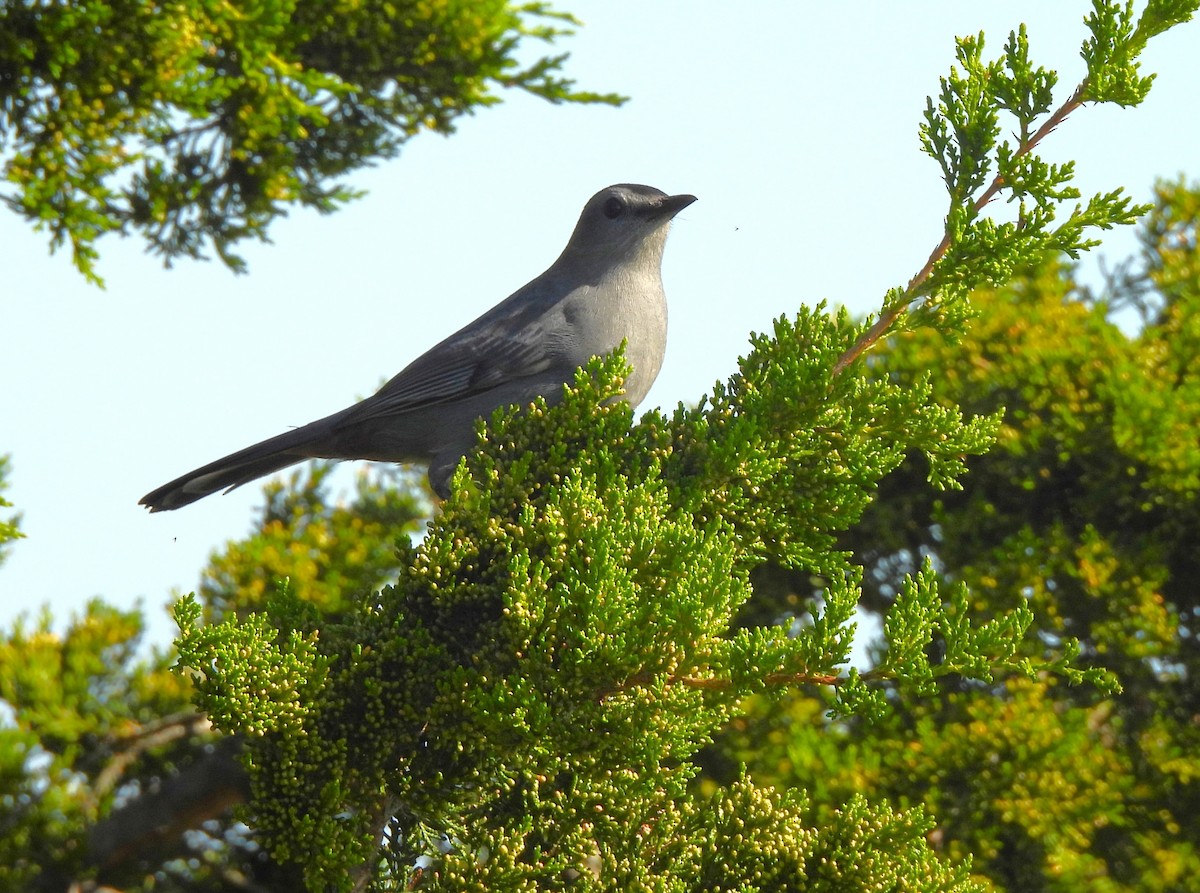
left=139, top=425, right=329, bottom=512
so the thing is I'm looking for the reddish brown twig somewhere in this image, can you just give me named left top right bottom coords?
left=599, top=668, right=847, bottom=702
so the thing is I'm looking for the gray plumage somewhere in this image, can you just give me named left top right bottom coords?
left=139, top=184, right=696, bottom=511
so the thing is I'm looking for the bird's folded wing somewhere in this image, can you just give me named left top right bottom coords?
left=335, top=327, right=557, bottom=425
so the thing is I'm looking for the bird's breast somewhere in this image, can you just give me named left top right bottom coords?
left=559, top=269, right=667, bottom=406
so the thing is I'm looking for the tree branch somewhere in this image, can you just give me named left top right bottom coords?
left=87, top=735, right=251, bottom=874
left=830, top=82, right=1089, bottom=377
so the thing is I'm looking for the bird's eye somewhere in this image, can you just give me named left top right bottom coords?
left=603, top=196, right=626, bottom=219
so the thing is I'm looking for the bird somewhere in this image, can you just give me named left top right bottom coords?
left=139, top=184, right=696, bottom=511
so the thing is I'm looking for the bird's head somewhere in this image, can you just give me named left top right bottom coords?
left=557, top=184, right=697, bottom=277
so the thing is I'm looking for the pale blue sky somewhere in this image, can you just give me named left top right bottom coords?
left=3, top=2, right=1198, bottom=645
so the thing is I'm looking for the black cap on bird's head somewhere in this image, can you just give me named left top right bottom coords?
left=599, top=183, right=698, bottom=222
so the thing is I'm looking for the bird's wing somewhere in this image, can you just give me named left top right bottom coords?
left=336, top=310, right=563, bottom=426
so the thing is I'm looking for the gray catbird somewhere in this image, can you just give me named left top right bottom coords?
left=140, top=184, right=696, bottom=511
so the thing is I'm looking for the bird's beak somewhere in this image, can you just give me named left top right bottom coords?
left=652, top=193, right=698, bottom=220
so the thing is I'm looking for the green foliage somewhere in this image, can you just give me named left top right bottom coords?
left=0, top=456, right=21, bottom=565
left=914, top=23, right=1146, bottom=319
left=197, top=462, right=429, bottom=623
left=418, top=781, right=988, bottom=892
left=0, top=466, right=421, bottom=892
left=727, top=179, right=1200, bottom=893
left=674, top=309, right=999, bottom=573
left=860, top=252, right=1193, bottom=680
left=1112, top=178, right=1200, bottom=496
left=0, top=0, right=622, bottom=283
left=176, top=590, right=330, bottom=738
left=834, top=1, right=1195, bottom=377
left=1081, top=0, right=1199, bottom=104
left=0, top=599, right=192, bottom=891
left=164, top=321, right=1026, bottom=890
left=735, top=678, right=1132, bottom=892
left=171, top=338, right=1086, bottom=891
